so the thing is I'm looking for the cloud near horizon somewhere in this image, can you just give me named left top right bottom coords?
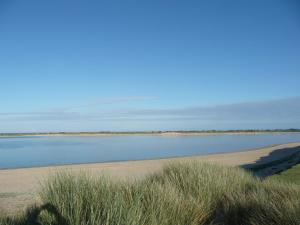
left=45, top=96, right=159, bottom=112
left=1, top=97, right=300, bottom=132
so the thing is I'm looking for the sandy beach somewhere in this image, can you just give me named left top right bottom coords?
left=1, top=142, right=300, bottom=214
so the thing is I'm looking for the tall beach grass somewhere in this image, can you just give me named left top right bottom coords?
left=1, top=162, right=300, bottom=225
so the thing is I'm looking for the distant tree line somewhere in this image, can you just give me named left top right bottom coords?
left=1, top=129, right=300, bottom=136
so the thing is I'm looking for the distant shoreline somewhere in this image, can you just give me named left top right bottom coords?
left=1, top=130, right=300, bottom=138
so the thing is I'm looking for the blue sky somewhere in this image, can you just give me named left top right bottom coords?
left=0, top=0, right=300, bottom=132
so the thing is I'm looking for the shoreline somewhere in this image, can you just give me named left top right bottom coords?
left=1, top=131, right=300, bottom=138
left=1, top=142, right=300, bottom=172
left=1, top=142, right=299, bottom=171
left=1, top=142, right=300, bottom=214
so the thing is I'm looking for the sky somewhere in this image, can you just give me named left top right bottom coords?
left=0, top=0, right=300, bottom=132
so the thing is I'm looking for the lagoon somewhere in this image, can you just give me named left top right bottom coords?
left=1, top=133, right=300, bottom=169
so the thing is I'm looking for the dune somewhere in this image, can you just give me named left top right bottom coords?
left=0, top=142, right=300, bottom=214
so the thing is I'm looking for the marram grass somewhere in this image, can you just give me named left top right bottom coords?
left=1, top=162, right=299, bottom=225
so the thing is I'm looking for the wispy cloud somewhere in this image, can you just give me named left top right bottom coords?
left=118, top=97, right=300, bottom=121
left=0, top=96, right=158, bottom=116
left=46, top=96, right=158, bottom=112
left=1, top=97, right=300, bottom=124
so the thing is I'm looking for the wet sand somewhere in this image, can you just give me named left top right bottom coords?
left=1, top=142, right=300, bottom=214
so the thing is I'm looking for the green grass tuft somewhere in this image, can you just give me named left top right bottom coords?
left=1, top=162, right=299, bottom=225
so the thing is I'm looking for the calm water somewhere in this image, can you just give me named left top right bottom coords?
left=1, top=134, right=300, bottom=169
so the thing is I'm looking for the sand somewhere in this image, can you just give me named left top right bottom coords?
left=1, top=142, right=300, bottom=214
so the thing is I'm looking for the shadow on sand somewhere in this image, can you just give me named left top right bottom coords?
left=2, top=203, right=69, bottom=225
left=242, top=145, right=300, bottom=177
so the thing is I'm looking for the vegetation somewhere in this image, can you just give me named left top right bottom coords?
left=1, top=162, right=299, bottom=225
left=268, top=163, right=300, bottom=185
